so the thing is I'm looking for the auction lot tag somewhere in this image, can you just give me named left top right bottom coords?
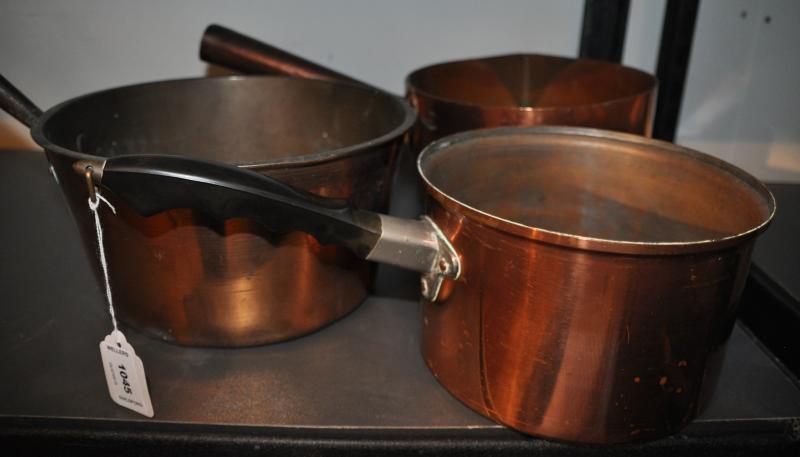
left=99, top=330, right=154, bottom=417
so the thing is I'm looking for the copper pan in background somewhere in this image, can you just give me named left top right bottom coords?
left=0, top=74, right=415, bottom=347
left=199, top=24, right=658, bottom=150
left=80, top=127, right=774, bottom=444
left=405, top=53, right=656, bottom=150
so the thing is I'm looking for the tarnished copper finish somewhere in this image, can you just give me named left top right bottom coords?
left=200, top=24, right=365, bottom=86
left=406, top=54, right=657, bottom=152
left=36, top=76, right=414, bottom=346
left=417, top=127, right=774, bottom=444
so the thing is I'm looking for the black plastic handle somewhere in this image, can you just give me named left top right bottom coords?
left=97, top=155, right=382, bottom=258
left=0, top=73, right=43, bottom=128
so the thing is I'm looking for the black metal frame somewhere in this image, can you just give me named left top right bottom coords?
left=579, top=0, right=700, bottom=141
left=579, top=0, right=630, bottom=62
left=652, top=0, right=700, bottom=141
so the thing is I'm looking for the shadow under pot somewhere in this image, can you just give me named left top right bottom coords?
left=0, top=74, right=414, bottom=347
left=76, top=126, right=773, bottom=444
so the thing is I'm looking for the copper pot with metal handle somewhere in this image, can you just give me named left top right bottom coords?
left=71, top=126, right=773, bottom=444
left=199, top=24, right=658, bottom=148
left=0, top=73, right=415, bottom=347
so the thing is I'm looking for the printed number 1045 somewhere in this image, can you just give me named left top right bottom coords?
left=118, top=364, right=133, bottom=394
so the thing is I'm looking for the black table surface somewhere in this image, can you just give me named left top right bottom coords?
left=1, top=151, right=799, bottom=456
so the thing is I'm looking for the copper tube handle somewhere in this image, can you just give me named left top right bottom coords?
left=200, top=24, right=365, bottom=86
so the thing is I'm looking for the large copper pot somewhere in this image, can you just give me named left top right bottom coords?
left=77, top=127, right=774, bottom=444
left=0, top=74, right=414, bottom=346
left=199, top=24, right=657, bottom=147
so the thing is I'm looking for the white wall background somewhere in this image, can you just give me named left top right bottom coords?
left=622, top=0, right=666, bottom=74
left=0, top=0, right=582, bottom=147
left=1, top=0, right=798, bottom=182
left=676, top=0, right=800, bottom=182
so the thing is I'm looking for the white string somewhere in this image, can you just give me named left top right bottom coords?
left=88, top=189, right=119, bottom=343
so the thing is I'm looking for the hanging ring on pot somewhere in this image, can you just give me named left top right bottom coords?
left=84, top=167, right=97, bottom=204
left=81, top=161, right=105, bottom=204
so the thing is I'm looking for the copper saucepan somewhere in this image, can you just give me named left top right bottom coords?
left=199, top=24, right=658, bottom=147
left=70, top=126, right=772, bottom=444
left=0, top=73, right=414, bottom=346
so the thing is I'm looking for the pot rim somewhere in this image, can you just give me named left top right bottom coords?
left=417, top=126, right=776, bottom=256
left=405, top=53, right=658, bottom=112
left=31, top=75, right=416, bottom=169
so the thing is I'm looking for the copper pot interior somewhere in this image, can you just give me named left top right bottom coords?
left=41, top=77, right=408, bottom=164
left=421, top=130, right=772, bottom=245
